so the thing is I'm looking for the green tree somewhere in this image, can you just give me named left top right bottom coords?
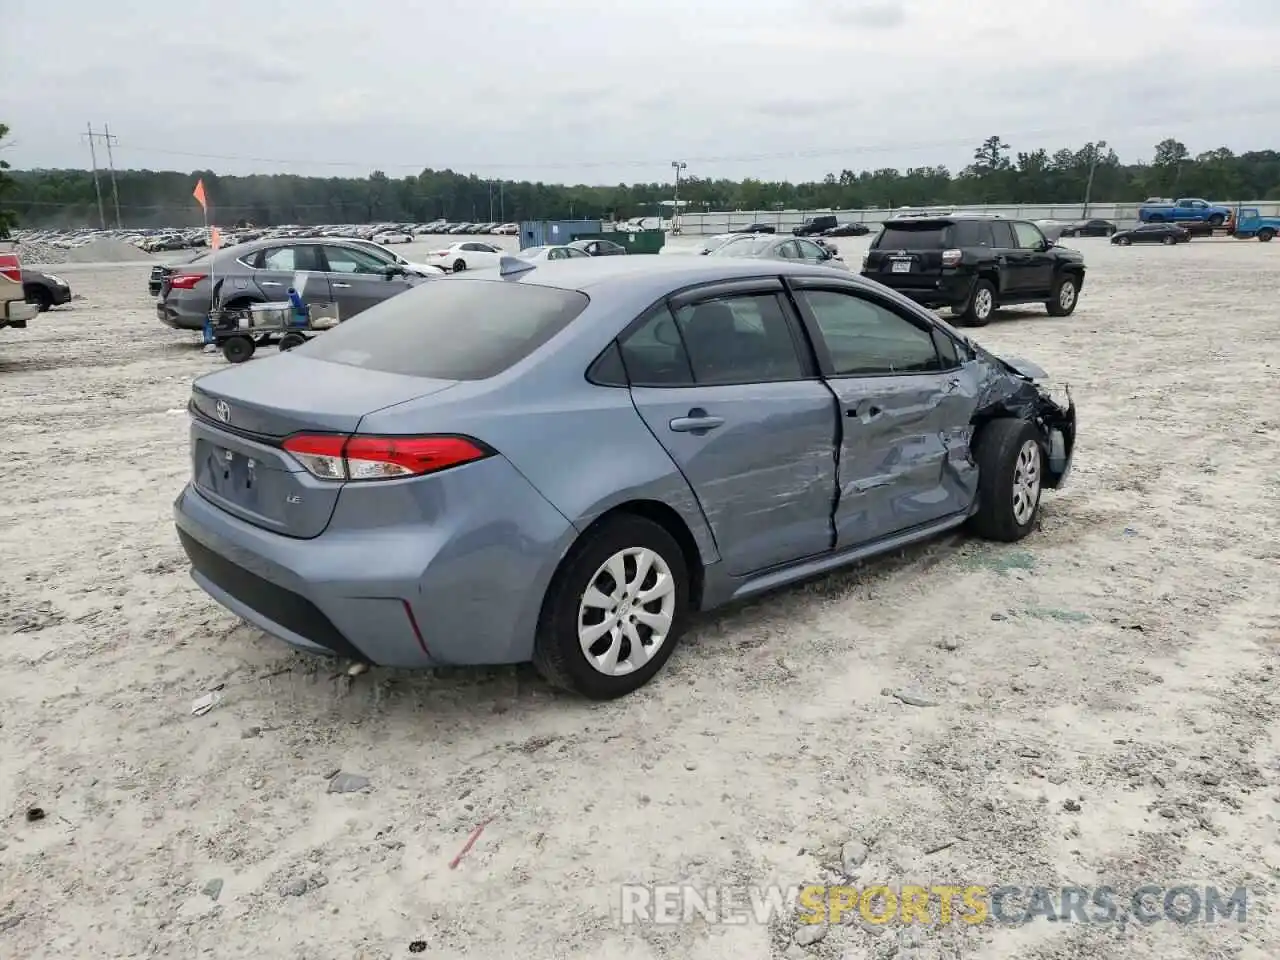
left=0, top=123, right=16, bottom=238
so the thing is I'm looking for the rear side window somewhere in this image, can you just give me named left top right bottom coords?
left=874, top=225, right=948, bottom=250
left=950, top=221, right=995, bottom=247
left=301, top=279, right=589, bottom=380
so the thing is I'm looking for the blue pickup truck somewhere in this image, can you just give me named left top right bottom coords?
left=1232, top=208, right=1280, bottom=242
left=1137, top=197, right=1233, bottom=226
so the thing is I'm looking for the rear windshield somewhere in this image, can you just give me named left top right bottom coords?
left=874, top=224, right=949, bottom=250
left=300, top=279, right=590, bottom=380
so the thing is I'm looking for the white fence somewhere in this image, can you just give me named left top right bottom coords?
left=672, top=201, right=1280, bottom=236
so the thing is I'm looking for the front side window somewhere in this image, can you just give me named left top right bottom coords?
left=797, top=289, right=941, bottom=376
left=323, top=245, right=390, bottom=275
left=1011, top=222, right=1047, bottom=249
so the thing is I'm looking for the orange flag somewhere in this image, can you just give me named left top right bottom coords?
left=193, top=179, right=208, bottom=211
left=210, top=226, right=222, bottom=250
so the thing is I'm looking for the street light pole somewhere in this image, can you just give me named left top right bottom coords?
left=671, top=160, right=687, bottom=234
left=1083, top=139, right=1107, bottom=217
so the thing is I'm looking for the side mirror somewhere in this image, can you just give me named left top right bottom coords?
left=383, top=263, right=405, bottom=278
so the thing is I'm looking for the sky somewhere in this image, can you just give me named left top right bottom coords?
left=6, top=0, right=1280, bottom=185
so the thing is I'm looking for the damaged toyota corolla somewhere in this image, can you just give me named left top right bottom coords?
left=174, top=256, right=1076, bottom=700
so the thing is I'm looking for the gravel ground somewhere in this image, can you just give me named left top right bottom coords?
left=1, top=236, right=1278, bottom=960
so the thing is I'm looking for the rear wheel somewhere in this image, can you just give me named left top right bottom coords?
left=533, top=514, right=690, bottom=700
left=222, top=336, right=255, bottom=364
left=1208, top=214, right=1225, bottom=227
left=279, top=332, right=307, bottom=351
left=1046, top=274, right=1079, bottom=316
left=1258, top=228, right=1275, bottom=243
left=968, top=419, right=1044, bottom=542
left=452, top=258, right=466, bottom=272
left=1162, top=235, right=1176, bottom=245
left=957, top=279, right=996, bottom=327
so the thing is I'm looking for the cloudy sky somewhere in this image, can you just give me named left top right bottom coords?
left=7, top=0, right=1280, bottom=184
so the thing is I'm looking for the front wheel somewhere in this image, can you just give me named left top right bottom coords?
left=968, top=419, right=1044, bottom=542
left=1046, top=274, right=1079, bottom=316
left=25, top=287, right=53, bottom=312
left=1116, top=236, right=1132, bottom=246
left=1208, top=214, right=1225, bottom=227
left=1162, top=235, right=1176, bottom=245
left=957, top=279, right=996, bottom=327
left=533, top=514, right=690, bottom=699
left=279, top=332, right=307, bottom=351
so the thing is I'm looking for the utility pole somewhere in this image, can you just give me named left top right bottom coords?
left=671, top=160, right=687, bottom=234
left=83, top=123, right=107, bottom=230
left=1082, top=139, right=1107, bottom=218
left=101, top=124, right=123, bottom=229
left=488, top=181, right=494, bottom=223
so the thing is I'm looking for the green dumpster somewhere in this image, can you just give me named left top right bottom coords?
left=578, top=230, right=666, bottom=255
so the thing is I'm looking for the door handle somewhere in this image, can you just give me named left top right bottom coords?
left=945, top=376, right=961, bottom=392
left=332, top=282, right=351, bottom=288
left=669, top=411, right=724, bottom=433
left=260, top=281, right=283, bottom=287
left=846, top=404, right=883, bottom=420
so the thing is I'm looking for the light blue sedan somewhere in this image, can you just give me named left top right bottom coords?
left=174, top=255, right=1077, bottom=698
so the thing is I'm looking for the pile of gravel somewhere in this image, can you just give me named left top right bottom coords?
left=18, top=237, right=156, bottom=266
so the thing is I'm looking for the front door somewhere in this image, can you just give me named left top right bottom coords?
left=619, top=282, right=839, bottom=576
left=1008, top=221, right=1055, bottom=295
left=788, top=281, right=979, bottom=547
left=321, top=244, right=416, bottom=319
left=794, top=238, right=832, bottom=265
left=250, top=243, right=332, bottom=307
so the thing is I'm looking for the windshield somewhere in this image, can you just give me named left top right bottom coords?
left=710, top=236, right=773, bottom=257
left=300, top=279, right=591, bottom=380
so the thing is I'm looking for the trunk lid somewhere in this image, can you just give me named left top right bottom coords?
left=189, top=355, right=458, bottom=538
left=865, top=220, right=952, bottom=279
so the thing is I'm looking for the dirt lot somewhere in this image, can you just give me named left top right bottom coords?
left=2, top=236, right=1278, bottom=960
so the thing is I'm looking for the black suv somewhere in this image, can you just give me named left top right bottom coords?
left=793, top=214, right=838, bottom=236
left=861, top=215, right=1086, bottom=326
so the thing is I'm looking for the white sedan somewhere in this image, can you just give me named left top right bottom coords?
left=427, top=241, right=505, bottom=272
left=373, top=231, right=413, bottom=244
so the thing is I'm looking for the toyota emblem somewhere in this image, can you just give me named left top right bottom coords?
left=215, top=400, right=231, bottom=423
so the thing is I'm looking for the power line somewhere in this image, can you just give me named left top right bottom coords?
left=102, top=105, right=1280, bottom=173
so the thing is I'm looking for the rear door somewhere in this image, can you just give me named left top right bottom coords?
left=788, top=279, right=979, bottom=546
left=619, top=280, right=839, bottom=576
left=250, top=243, right=331, bottom=305
left=321, top=243, right=416, bottom=319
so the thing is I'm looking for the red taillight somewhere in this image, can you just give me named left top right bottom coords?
left=168, top=273, right=208, bottom=290
left=432, top=250, right=452, bottom=257
left=0, top=253, right=21, bottom=283
left=941, top=249, right=963, bottom=267
left=282, top=434, right=490, bottom=481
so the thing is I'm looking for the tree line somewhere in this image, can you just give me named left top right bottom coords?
left=4, top=129, right=1280, bottom=230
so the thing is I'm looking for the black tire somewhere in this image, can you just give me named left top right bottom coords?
left=1117, top=236, right=1131, bottom=246
left=1046, top=273, right=1079, bottom=317
left=1258, top=228, right=1275, bottom=243
left=279, top=332, right=307, bottom=351
left=222, top=336, right=255, bottom=364
left=533, top=514, right=691, bottom=700
left=1162, top=235, right=1176, bottom=245
left=1208, top=214, right=1225, bottom=227
left=968, top=419, right=1044, bottom=542
left=957, top=278, right=996, bottom=327
left=25, top=286, right=52, bottom=312
left=452, top=258, right=466, bottom=272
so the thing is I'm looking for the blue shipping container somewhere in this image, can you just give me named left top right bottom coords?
left=518, top=220, right=604, bottom=249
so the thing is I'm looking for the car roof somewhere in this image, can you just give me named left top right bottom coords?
left=465, top=253, right=866, bottom=298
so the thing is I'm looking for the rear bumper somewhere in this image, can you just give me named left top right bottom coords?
left=173, top=455, right=578, bottom=668
left=865, top=272, right=974, bottom=308
left=157, top=295, right=208, bottom=331
left=3, top=298, right=38, bottom=328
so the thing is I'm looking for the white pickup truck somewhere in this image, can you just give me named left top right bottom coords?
left=1, top=247, right=38, bottom=329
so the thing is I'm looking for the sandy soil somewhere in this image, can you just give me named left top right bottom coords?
left=2, top=236, right=1278, bottom=960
